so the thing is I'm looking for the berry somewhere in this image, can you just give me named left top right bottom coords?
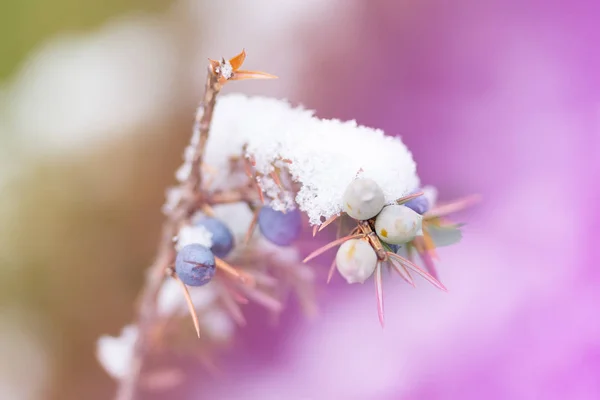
left=374, top=204, right=423, bottom=245
left=403, top=190, right=430, bottom=215
left=258, top=206, right=302, bottom=246
left=388, top=243, right=401, bottom=253
left=195, top=217, right=235, bottom=258
left=343, top=178, right=385, bottom=220
left=335, top=239, right=377, bottom=284
left=175, top=244, right=216, bottom=286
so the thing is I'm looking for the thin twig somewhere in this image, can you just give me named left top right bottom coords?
left=115, top=51, right=276, bottom=400
left=114, top=52, right=275, bottom=400
left=114, top=63, right=223, bottom=400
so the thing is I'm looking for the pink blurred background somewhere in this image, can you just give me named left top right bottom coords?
left=1, top=1, right=597, bottom=399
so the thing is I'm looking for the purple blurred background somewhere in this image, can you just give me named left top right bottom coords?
left=1, top=1, right=598, bottom=399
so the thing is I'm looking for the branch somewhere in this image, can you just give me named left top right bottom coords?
left=114, top=51, right=274, bottom=400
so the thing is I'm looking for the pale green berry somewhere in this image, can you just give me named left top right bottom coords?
left=342, top=178, right=385, bottom=220
left=335, top=239, right=377, bottom=284
left=374, top=204, right=423, bottom=244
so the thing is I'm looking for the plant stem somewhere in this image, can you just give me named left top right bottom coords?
left=114, top=66, right=222, bottom=400
left=187, top=72, right=222, bottom=195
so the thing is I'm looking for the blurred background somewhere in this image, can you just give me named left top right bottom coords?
left=1, top=1, right=598, bottom=399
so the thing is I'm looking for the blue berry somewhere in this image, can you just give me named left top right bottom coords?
left=258, top=206, right=302, bottom=246
left=175, top=244, right=216, bottom=286
left=195, top=217, right=235, bottom=258
left=388, top=244, right=401, bottom=253
left=403, top=190, right=430, bottom=215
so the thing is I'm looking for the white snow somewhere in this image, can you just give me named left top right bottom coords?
left=96, top=324, right=138, bottom=380
left=210, top=203, right=257, bottom=243
left=175, top=224, right=213, bottom=251
left=205, top=94, right=420, bottom=225
left=200, top=308, right=235, bottom=340
left=157, top=279, right=219, bottom=316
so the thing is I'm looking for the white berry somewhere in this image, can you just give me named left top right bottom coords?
left=342, top=178, right=385, bottom=220
left=335, top=239, right=377, bottom=284
left=374, top=204, right=423, bottom=244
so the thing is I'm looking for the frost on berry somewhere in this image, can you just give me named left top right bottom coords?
left=374, top=205, right=423, bottom=245
left=175, top=244, right=216, bottom=287
left=194, top=217, right=235, bottom=258
left=343, top=177, right=386, bottom=220
left=176, top=224, right=213, bottom=251
left=258, top=206, right=302, bottom=246
left=335, top=239, right=377, bottom=284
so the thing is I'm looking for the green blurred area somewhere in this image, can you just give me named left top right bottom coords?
left=0, top=1, right=183, bottom=398
left=0, top=0, right=171, bottom=81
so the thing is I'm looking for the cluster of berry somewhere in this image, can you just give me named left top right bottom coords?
left=336, top=178, right=430, bottom=283
left=176, top=207, right=302, bottom=287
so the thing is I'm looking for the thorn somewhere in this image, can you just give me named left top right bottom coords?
left=270, top=170, right=283, bottom=188
left=318, top=213, right=343, bottom=232
left=231, top=291, right=249, bottom=304
left=387, top=252, right=447, bottom=292
left=281, top=158, right=293, bottom=164
left=172, top=275, right=201, bottom=338
left=229, top=49, right=246, bottom=70
left=245, top=208, right=260, bottom=245
left=249, top=270, right=279, bottom=287
left=422, top=229, right=439, bottom=261
left=375, top=261, right=385, bottom=328
left=215, top=257, right=255, bottom=286
left=243, top=158, right=254, bottom=178
left=302, top=233, right=366, bottom=263
left=255, top=177, right=265, bottom=203
left=219, top=275, right=250, bottom=303
left=201, top=204, right=216, bottom=218
left=413, top=237, right=439, bottom=279
left=387, top=258, right=415, bottom=287
left=406, top=243, right=415, bottom=262
left=231, top=70, right=278, bottom=81
left=336, top=214, right=345, bottom=239
left=425, top=194, right=482, bottom=219
left=219, top=285, right=247, bottom=326
left=239, top=285, right=283, bottom=313
left=419, top=249, right=439, bottom=281
left=312, top=225, right=319, bottom=237
left=327, top=258, right=337, bottom=284
left=396, top=191, right=425, bottom=205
